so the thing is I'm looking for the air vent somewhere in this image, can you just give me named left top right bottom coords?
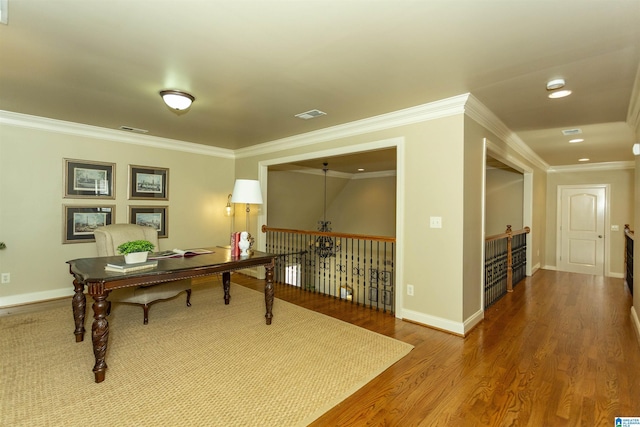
left=561, top=128, right=582, bottom=136
left=295, top=109, right=327, bottom=120
left=119, top=125, right=149, bottom=134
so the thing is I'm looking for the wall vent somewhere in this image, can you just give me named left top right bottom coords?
left=295, top=109, right=327, bottom=120
left=561, top=128, right=582, bottom=136
left=119, top=125, right=149, bottom=134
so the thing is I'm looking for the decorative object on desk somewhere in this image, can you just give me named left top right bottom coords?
left=105, top=260, right=158, bottom=273
left=117, top=239, right=155, bottom=264
left=63, top=158, right=115, bottom=199
left=129, top=205, right=168, bottom=238
left=63, top=205, right=115, bottom=243
left=238, top=231, right=251, bottom=256
left=310, top=162, right=341, bottom=258
left=149, top=248, right=213, bottom=259
left=230, top=232, right=241, bottom=257
left=128, top=165, right=169, bottom=200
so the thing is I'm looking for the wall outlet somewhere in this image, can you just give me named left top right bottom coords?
left=429, top=216, right=442, bottom=228
left=1, top=273, right=10, bottom=284
left=407, top=284, right=414, bottom=296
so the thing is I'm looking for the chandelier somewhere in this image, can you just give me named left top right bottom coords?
left=311, top=162, right=341, bottom=258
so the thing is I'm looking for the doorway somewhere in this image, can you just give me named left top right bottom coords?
left=557, top=185, right=608, bottom=275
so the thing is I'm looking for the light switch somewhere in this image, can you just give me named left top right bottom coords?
left=611, top=225, right=619, bottom=231
left=430, top=216, right=442, bottom=228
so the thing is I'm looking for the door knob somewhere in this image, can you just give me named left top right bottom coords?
left=598, top=235, right=603, bottom=238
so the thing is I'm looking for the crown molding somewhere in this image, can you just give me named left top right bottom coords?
left=235, top=94, right=470, bottom=159
left=547, top=161, right=635, bottom=173
left=627, top=65, right=640, bottom=139
left=0, top=110, right=234, bottom=158
left=464, top=95, right=550, bottom=172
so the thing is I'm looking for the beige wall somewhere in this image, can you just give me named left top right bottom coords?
left=328, top=175, right=396, bottom=237
left=485, top=168, right=524, bottom=236
left=0, top=123, right=235, bottom=305
left=545, top=168, right=634, bottom=276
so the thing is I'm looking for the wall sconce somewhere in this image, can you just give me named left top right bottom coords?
left=224, top=194, right=233, bottom=216
left=633, top=143, right=640, bottom=156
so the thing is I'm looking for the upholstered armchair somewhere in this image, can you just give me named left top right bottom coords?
left=94, top=224, right=191, bottom=324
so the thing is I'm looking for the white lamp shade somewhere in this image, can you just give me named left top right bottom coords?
left=230, top=179, right=263, bottom=204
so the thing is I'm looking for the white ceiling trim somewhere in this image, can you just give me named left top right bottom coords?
left=548, top=161, right=635, bottom=173
left=627, top=66, right=640, bottom=139
left=465, top=95, right=549, bottom=172
left=236, top=94, right=470, bottom=159
left=0, top=110, right=235, bottom=159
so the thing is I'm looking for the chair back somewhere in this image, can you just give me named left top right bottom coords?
left=94, top=224, right=159, bottom=256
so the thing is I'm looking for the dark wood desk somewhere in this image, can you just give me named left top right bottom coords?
left=67, top=248, right=276, bottom=383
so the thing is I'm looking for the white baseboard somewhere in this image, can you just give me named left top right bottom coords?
left=631, top=306, right=640, bottom=348
left=608, top=272, right=624, bottom=279
left=531, top=262, right=541, bottom=274
left=0, top=287, right=74, bottom=308
left=401, top=308, right=474, bottom=336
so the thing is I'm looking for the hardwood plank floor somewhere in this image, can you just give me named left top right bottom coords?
left=3, top=269, right=639, bottom=425
left=235, top=269, right=640, bottom=426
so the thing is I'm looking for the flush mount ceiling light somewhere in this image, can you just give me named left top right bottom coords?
left=546, top=78, right=572, bottom=98
left=578, top=158, right=590, bottom=162
left=569, top=138, right=584, bottom=143
left=159, top=89, right=195, bottom=111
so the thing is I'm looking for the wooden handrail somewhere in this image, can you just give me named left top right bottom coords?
left=625, top=224, right=634, bottom=240
left=485, top=225, right=531, bottom=242
left=261, top=225, right=396, bottom=243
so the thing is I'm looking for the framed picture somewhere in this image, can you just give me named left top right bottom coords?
left=129, top=205, right=168, bottom=238
left=63, top=205, right=115, bottom=243
left=129, top=165, right=169, bottom=200
left=64, top=159, right=115, bottom=199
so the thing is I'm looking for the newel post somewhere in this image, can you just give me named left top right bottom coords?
left=506, top=225, right=513, bottom=292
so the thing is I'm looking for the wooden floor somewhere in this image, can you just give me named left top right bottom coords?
left=235, top=269, right=640, bottom=426
left=3, top=269, right=639, bottom=425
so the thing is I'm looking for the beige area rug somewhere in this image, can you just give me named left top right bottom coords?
left=1, top=283, right=413, bottom=427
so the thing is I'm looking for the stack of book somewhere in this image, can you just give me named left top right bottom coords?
left=104, top=260, right=158, bottom=273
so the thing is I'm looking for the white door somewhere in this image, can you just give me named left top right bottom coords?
left=558, top=186, right=606, bottom=275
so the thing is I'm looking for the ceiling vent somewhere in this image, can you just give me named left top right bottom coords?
left=295, top=109, right=327, bottom=120
left=119, top=125, right=149, bottom=134
left=561, top=128, right=582, bottom=136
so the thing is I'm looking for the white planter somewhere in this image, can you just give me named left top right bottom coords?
left=124, top=251, right=149, bottom=264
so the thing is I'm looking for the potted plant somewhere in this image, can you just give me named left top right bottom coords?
left=117, top=240, right=155, bottom=264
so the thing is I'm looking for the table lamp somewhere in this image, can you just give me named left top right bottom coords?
left=230, top=179, right=263, bottom=233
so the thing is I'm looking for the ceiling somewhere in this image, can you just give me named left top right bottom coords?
left=1, top=1, right=639, bottom=173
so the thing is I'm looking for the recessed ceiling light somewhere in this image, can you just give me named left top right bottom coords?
left=578, top=158, right=590, bottom=162
left=546, top=79, right=565, bottom=91
left=357, top=168, right=365, bottom=172
left=569, top=138, right=584, bottom=143
left=548, top=89, right=572, bottom=99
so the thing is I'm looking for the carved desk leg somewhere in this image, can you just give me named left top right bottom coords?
left=72, top=278, right=86, bottom=342
left=264, top=261, right=274, bottom=325
left=91, top=292, right=110, bottom=383
left=222, top=271, right=231, bottom=304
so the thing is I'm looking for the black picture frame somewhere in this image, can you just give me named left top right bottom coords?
left=63, top=205, right=115, bottom=243
left=129, top=165, right=169, bottom=200
left=129, top=205, right=168, bottom=238
left=64, top=159, right=115, bottom=199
